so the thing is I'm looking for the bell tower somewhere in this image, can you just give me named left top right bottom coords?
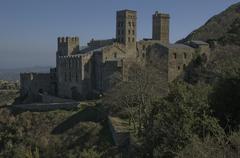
left=116, top=10, right=137, bottom=47
left=152, top=11, right=170, bottom=44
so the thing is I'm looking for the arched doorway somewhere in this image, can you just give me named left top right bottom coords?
left=71, top=87, right=80, bottom=100
left=38, top=89, right=43, bottom=94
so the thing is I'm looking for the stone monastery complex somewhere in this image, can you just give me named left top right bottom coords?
left=20, top=10, right=210, bottom=100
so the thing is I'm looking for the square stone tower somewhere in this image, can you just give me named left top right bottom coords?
left=152, top=11, right=170, bottom=44
left=116, top=10, right=137, bottom=47
left=57, top=37, right=79, bottom=56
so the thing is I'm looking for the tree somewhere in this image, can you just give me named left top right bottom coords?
left=210, top=70, right=240, bottom=131
left=141, top=82, right=224, bottom=158
left=104, top=62, right=168, bottom=134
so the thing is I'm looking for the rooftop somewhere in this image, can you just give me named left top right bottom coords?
left=191, top=40, right=209, bottom=45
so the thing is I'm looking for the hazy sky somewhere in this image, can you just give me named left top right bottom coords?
left=0, top=0, right=239, bottom=69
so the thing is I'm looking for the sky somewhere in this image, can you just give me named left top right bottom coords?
left=0, top=0, right=239, bottom=69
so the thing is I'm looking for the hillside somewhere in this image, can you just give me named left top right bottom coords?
left=178, top=2, right=240, bottom=44
left=179, top=2, right=240, bottom=84
left=0, top=104, right=118, bottom=158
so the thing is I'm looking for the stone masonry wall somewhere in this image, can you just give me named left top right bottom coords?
left=20, top=73, right=51, bottom=96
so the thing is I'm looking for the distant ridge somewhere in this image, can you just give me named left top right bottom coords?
left=0, top=66, right=51, bottom=81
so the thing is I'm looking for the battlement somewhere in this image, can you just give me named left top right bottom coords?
left=57, top=37, right=79, bottom=44
left=57, top=36, right=80, bottom=56
left=153, top=11, right=170, bottom=18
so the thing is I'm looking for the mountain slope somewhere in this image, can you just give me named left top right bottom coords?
left=179, top=2, right=240, bottom=43
left=180, top=2, right=240, bottom=83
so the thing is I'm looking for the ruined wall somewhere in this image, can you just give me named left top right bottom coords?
left=145, top=43, right=169, bottom=93
left=102, top=60, right=123, bottom=92
left=49, top=68, right=57, bottom=95
left=20, top=73, right=51, bottom=96
left=168, top=45, right=194, bottom=82
left=137, top=40, right=166, bottom=62
left=93, top=45, right=125, bottom=93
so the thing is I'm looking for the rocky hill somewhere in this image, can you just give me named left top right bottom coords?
left=179, top=2, right=240, bottom=84
left=178, top=2, right=240, bottom=44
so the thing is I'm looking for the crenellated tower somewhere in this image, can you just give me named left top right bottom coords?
left=57, top=37, right=79, bottom=56
left=152, top=11, right=170, bottom=44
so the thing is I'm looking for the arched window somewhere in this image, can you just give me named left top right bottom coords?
left=69, top=72, right=72, bottom=82
left=178, top=66, right=181, bottom=70
left=184, top=53, right=187, bottom=59
left=173, top=53, right=177, bottom=59
left=76, top=73, right=78, bottom=82
left=64, top=72, right=67, bottom=82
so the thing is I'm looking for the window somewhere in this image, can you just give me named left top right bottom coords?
left=118, top=29, right=121, bottom=35
left=143, top=45, right=146, bottom=50
left=76, top=73, right=78, bottom=82
left=128, top=37, right=130, bottom=42
left=132, top=22, right=135, bottom=27
left=128, top=30, right=131, bottom=35
left=132, top=38, right=134, bottom=42
left=184, top=53, right=187, bottom=59
left=114, top=53, right=117, bottom=58
left=129, top=22, right=131, bottom=26
left=178, top=66, right=181, bottom=70
left=72, top=60, right=75, bottom=68
left=173, top=53, right=177, bottom=59
left=69, top=72, right=71, bottom=82
left=132, top=30, right=135, bottom=35
left=65, top=72, right=67, bottom=82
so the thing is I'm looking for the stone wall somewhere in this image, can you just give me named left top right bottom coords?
left=168, top=45, right=194, bottom=82
left=57, top=52, right=93, bottom=99
left=20, top=73, right=51, bottom=96
left=93, top=45, right=126, bottom=93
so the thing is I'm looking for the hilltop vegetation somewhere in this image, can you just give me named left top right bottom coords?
left=0, top=80, right=19, bottom=90
left=0, top=106, right=115, bottom=158
left=179, top=2, right=240, bottom=43
left=0, top=80, right=19, bottom=106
